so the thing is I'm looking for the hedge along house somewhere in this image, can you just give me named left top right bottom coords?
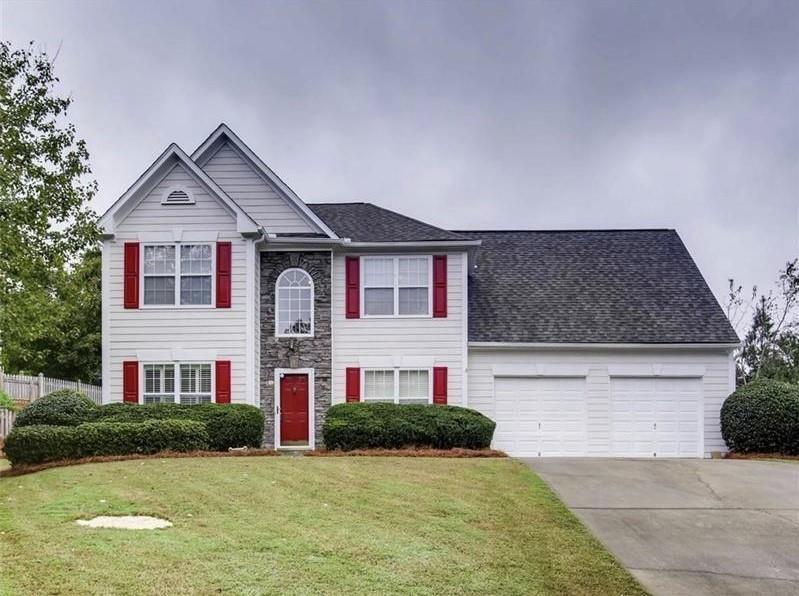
left=99, top=124, right=739, bottom=456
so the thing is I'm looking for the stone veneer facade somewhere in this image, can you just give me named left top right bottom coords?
left=259, top=251, right=332, bottom=448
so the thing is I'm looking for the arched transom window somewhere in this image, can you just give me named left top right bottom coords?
left=276, top=269, right=313, bottom=336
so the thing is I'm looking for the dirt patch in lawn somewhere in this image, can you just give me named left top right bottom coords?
left=76, top=516, right=173, bottom=530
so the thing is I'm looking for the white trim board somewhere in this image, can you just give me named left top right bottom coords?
left=492, top=364, right=590, bottom=378
left=470, top=342, right=739, bottom=350
left=607, top=364, right=706, bottom=378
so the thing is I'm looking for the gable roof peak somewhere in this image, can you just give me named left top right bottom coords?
left=191, top=124, right=338, bottom=238
left=99, top=142, right=259, bottom=237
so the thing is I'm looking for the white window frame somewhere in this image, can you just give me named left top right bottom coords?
left=360, top=255, right=433, bottom=318
left=142, top=363, right=176, bottom=404
left=140, top=242, right=216, bottom=309
left=140, top=361, right=215, bottom=404
left=361, top=368, right=433, bottom=404
left=275, top=268, right=314, bottom=338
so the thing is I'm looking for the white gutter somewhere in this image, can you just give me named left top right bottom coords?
left=344, top=240, right=481, bottom=249
left=468, top=341, right=740, bottom=350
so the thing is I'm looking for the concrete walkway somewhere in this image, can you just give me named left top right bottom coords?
left=524, top=458, right=799, bottom=596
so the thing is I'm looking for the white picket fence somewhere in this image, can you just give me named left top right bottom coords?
left=1, top=370, right=101, bottom=404
left=1, top=410, right=14, bottom=441
left=0, top=370, right=102, bottom=440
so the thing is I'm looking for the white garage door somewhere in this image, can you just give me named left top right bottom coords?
left=493, top=376, right=587, bottom=457
left=610, top=377, right=702, bottom=458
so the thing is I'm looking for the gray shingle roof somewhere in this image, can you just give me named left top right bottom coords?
left=307, top=202, right=469, bottom=242
left=460, top=229, right=738, bottom=344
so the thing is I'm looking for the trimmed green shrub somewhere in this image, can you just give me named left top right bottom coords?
left=0, top=390, right=16, bottom=412
left=96, top=403, right=264, bottom=451
left=3, top=419, right=209, bottom=466
left=322, top=402, right=496, bottom=451
left=14, top=389, right=98, bottom=427
left=721, top=379, right=799, bottom=454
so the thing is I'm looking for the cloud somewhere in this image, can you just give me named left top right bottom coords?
left=3, top=0, right=797, bottom=310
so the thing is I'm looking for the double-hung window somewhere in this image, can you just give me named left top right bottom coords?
left=363, top=369, right=431, bottom=404
left=362, top=256, right=431, bottom=317
left=142, top=243, right=212, bottom=306
left=179, top=363, right=213, bottom=405
left=143, top=364, right=175, bottom=404
left=142, top=363, right=213, bottom=404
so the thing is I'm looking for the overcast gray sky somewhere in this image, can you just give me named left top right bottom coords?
left=3, top=0, right=797, bottom=323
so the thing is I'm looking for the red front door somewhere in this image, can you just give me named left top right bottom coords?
left=280, top=373, right=309, bottom=445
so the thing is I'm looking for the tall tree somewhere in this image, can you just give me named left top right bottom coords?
left=0, top=41, right=100, bottom=381
left=734, top=259, right=799, bottom=384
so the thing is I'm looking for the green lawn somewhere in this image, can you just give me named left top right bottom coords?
left=0, top=457, right=645, bottom=595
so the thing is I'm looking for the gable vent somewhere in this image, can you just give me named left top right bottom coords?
left=162, top=189, right=194, bottom=205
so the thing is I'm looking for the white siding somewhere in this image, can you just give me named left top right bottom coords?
left=103, top=164, right=254, bottom=405
left=468, top=347, right=735, bottom=456
left=202, top=143, right=318, bottom=234
left=331, top=252, right=469, bottom=405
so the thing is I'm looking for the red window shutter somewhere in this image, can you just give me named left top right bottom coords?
left=216, top=242, right=232, bottom=308
left=123, top=361, right=138, bottom=403
left=345, top=257, right=360, bottom=319
left=433, top=255, right=447, bottom=318
left=433, top=367, right=447, bottom=405
left=215, top=360, right=231, bottom=404
left=345, top=367, right=360, bottom=402
left=123, top=242, right=139, bottom=309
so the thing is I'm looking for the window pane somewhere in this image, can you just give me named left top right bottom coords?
left=398, top=257, right=428, bottom=287
left=398, top=288, right=428, bottom=315
left=276, top=271, right=312, bottom=335
left=364, top=370, right=395, bottom=400
left=180, top=394, right=212, bottom=405
left=144, top=276, right=175, bottom=305
left=399, top=370, right=429, bottom=399
left=143, top=245, right=175, bottom=274
left=180, top=245, right=211, bottom=274
left=180, top=276, right=211, bottom=305
left=143, top=364, right=174, bottom=403
left=363, top=258, right=394, bottom=287
left=180, top=364, right=211, bottom=394
left=278, top=269, right=311, bottom=288
left=364, top=288, right=394, bottom=316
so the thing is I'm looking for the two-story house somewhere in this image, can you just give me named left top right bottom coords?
left=99, top=124, right=738, bottom=457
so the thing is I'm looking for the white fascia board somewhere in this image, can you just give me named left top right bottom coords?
left=99, top=143, right=260, bottom=238
left=469, top=342, right=740, bottom=350
left=343, top=240, right=482, bottom=250
left=191, top=124, right=339, bottom=239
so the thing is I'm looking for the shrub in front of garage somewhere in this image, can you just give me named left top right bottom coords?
left=720, top=379, right=799, bottom=454
left=322, top=402, right=496, bottom=451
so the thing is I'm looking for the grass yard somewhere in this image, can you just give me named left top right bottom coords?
left=0, top=457, right=645, bottom=595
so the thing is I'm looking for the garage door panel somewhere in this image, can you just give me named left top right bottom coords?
left=493, top=376, right=587, bottom=457
left=611, top=377, right=701, bottom=458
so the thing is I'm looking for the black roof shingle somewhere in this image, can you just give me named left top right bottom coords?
left=307, top=202, right=469, bottom=242
left=460, top=229, right=738, bottom=344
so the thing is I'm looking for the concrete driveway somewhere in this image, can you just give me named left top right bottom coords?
left=524, top=458, right=799, bottom=596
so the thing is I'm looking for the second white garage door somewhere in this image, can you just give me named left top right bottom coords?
left=610, top=377, right=702, bottom=458
left=493, top=376, right=587, bottom=457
